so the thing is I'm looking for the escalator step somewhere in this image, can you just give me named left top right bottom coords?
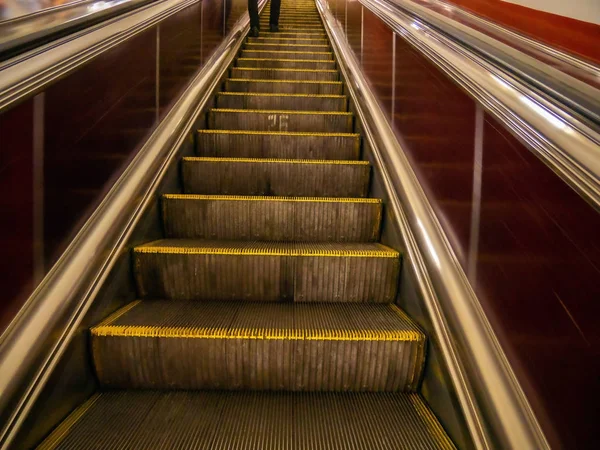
left=91, top=301, right=425, bottom=391
left=225, top=78, right=343, bottom=94
left=240, top=49, right=333, bottom=60
left=235, top=57, right=335, bottom=70
left=182, top=157, right=370, bottom=197
left=216, top=92, right=347, bottom=111
left=246, top=38, right=328, bottom=45
left=245, top=43, right=328, bottom=52
left=133, top=240, right=400, bottom=302
left=259, top=31, right=327, bottom=38
left=208, top=108, right=353, bottom=133
left=162, top=195, right=381, bottom=241
left=230, top=67, right=338, bottom=81
left=39, top=391, right=455, bottom=449
left=196, top=130, right=360, bottom=159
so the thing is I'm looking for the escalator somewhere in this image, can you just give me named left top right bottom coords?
left=35, top=0, right=456, bottom=448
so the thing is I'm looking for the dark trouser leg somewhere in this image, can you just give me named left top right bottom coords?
left=248, top=0, right=259, bottom=28
left=270, top=0, right=281, bottom=26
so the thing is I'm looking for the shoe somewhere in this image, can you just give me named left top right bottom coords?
left=249, top=26, right=259, bottom=37
left=270, top=24, right=279, bottom=32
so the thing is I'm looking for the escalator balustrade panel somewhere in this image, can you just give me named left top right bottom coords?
left=38, top=1, right=456, bottom=448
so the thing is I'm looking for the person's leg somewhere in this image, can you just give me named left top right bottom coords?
left=248, top=0, right=259, bottom=35
left=269, top=0, right=281, bottom=30
left=248, top=0, right=259, bottom=28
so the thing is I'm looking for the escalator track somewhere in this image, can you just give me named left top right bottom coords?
left=37, top=1, right=456, bottom=448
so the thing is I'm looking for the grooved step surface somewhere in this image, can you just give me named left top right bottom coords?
left=91, top=301, right=425, bottom=391
left=182, top=157, right=370, bottom=197
left=134, top=240, right=400, bottom=302
left=216, top=92, right=347, bottom=111
left=162, top=195, right=381, bottom=241
left=208, top=109, right=353, bottom=133
left=196, top=130, right=360, bottom=160
left=39, top=391, right=456, bottom=450
left=248, top=37, right=328, bottom=45
left=236, top=57, right=335, bottom=70
left=230, top=67, right=338, bottom=81
left=225, top=77, right=342, bottom=94
left=240, top=49, right=333, bottom=60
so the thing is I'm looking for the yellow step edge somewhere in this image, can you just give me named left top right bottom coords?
left=183, top=157, right=368, bottom=165
left=163, top=194, right=381, bottom=204
left=232, top=67, right=336, bottom=73
left=95, top=300, right=142, bottom=327
left=237, top=58, right=333, bottom=63
left=92, top=325, right=422, bottom=342
left=217, top=92, right=344, bottom=99
left=227, top=78, right=341, bottom=84
left=246, top=43, right=329, bottom=48
left=241, top=50, right=332, bottom=55
left=198, top=129, right=357, bottom=137
left=210, top=108, right=352, bottom=116
left=248, top=37, right=328, bottom=42
left=134, top=244, right=399, bottom=258
left=197, top=129, right=359, bottom=137
left=37, top=394, right=103, bottom=450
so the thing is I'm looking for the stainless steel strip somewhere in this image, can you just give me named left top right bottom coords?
left=359, top=0, right=600, bottom=211
left=0, top=0, right=199, bottom=113
left=0, top=1, right=266, bottom=447
left=317, top=0, right=550, bottom=449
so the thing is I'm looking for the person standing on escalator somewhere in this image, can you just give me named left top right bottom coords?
left=248, top=0, right=281, bottom=37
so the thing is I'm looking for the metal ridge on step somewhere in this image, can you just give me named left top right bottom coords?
left=134, top=241, right=399, bottom=258
left=197, top=129, right=358, bottom=137
left=232, top=67, right=336, bottom=73
left=226, top=77, right=341, bottom=84
left=182, top=157, right=368, bottom=165
left=210, top=108, right=352, bottom=115
left=162, top=194, right=381, bottom=203
left=217, top=92, right=344, bottom=98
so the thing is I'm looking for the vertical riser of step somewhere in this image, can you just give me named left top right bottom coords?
left=216, top=94, right=347, bottom=111
left=248, top=38, right=328, bottom=45
left=240, top=50, right=333, bottom=60
left=162, top=197, right=381, bottom=242
left=230, top=68, right=337, bottom=81
left=134, top=252, right=399, bottom=302
left=182, top=160, right=370, bottom=197
left=196, top=132, right=360, bottom=160
left=236, top=59, right=335, bottom=70
left=225, top=79, right=342, bottom=95
left=208, top=110, right=353, bottom=133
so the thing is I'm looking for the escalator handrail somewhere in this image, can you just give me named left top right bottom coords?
left=0, top=0, right=158, bottom=60
left=390, top=0, right=600, bottom=121
left=0, top=0, right=197, bottom=113
left=0, top=2, right=265, bottom=447
left=318, top=0, right=550, bottom=449
left=359, top=0, right=600, bottom=212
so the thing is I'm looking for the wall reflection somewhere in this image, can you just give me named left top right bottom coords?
left=334, top=0, right=600, bottom=448
left=0, top=0, right=234, bottom=333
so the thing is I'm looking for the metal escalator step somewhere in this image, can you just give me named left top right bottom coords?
left=182, top=157, right=370, bottom=197
left=230, top=67, right=337, bottom=81
left=225, top=78, right=342, bottom=94
left=208, top=108, right=353, bottom=133
left=247, top=37, right=328, bottom=45
left=133, top=240, right=400, bottom=302
left=236, top=57, right=335, bottom=70
left=240, top=49, right=332, bottom=60
left=196, top=130, right=360, bottom=159
left=216, top=92, right=346, bottom=110
left=91, top=301, right=425, bottom=391
left=39, top=391, right=455, bottom=449
left=259, top=31, right=327, bottom=38
left=245, top=43, right=328, bottom=52
left=162, top=195, right=381, bottom=241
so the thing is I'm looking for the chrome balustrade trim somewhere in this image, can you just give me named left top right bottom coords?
left=0, top=0, right=199, bottom=113
left=0, top=0, right=156, bottom=57
left=317, top=0, right=550, bottom=449
left=389, top=0, right=600, bottom=119
left=360, top=0, right=600, bottom=211
left=0, top=3, right=265, bottom=447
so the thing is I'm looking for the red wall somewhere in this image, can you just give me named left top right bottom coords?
left=443, top=0, right=600, bottom=63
